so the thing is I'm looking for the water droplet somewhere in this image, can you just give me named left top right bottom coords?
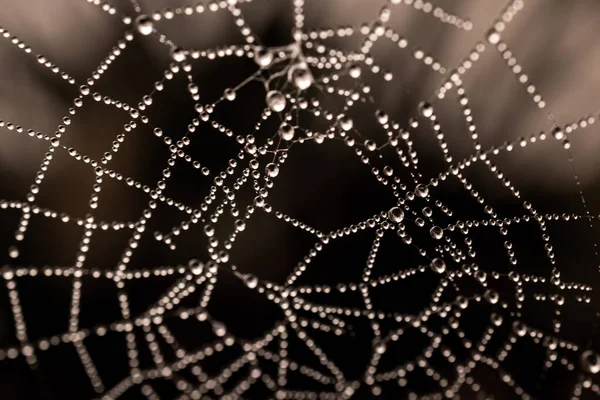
left=170, top=47, right=186, bottom=62
left=266, top=91, right=286, bottom=112
left=204, top=224, right=215, bottom=237
left=8, top=246, right=19, bottom=259
left=213, top=321, right=227, bottom=337
left=418, top=102, right=434, bottom=118
left=484, top=289, right=499, bottom=304
left=486, top=28, right=501, bottom=45
left=375, top=110, right=388, bottom=125
left=266, top=163, right=279, bottom=178
left=475, top=270, right=487, bottom=283
left=338, top=114, right=353, bottom=131
left=388, top=207, right=404, bottom=223
left=455, top=296, right=468, bottom=309
left=189, top=259, right=204, bottom=275
left=552, top=126, right=565, bottom=140
left=235, top=219, right=246, bottom=232
left=430, top=258, right=446, bottom=274
left=254, top=48, right=273, bottom=68
left=430, top=226, right=443, bottom=240
left=581, top=350, right=600, bottom=374
left=243, top=274, right=258, bottom=289
left=278, top=123, right=295, bottom=141
left=289, top=64, right=313, bottom=90
left=224, top=88, right=236, bottom=101
left=349, top=64, right=362, bottom=79
left=490, top=313, right=503, bottom=326
left=374, top=340, right=386, bottom=354
left=415, top=184, right=429, bottom=198
left=135, top=15, right=154, bottom=35
left=512, top=321, right=527, bottom=337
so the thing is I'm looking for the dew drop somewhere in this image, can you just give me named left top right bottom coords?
left=266, top=91, right=286, bottom=112
left=254, top=48, right=273, bottom=68
left=338, top=114, right=353, bottom=131
left=415, top=184, right=429, bottom=198
left=430, top=226, right=443, bottom=240
left=189, top=259, right=204, bottom=275
left=278, top=123, right=295, bottom=141
left=375, top=110, right=388, bottom=125
left=418, top=102, right=434, bottom=118
left=235, top=219, right=246, bottom=232
left=388, top=207, right=404, bottom=223
left=289, top=64, right=313, bottom=90
left=484, top=289, right=499, bottom=304
left=490, top=313, right=503, bottom=326
left=552, top=126, right=565, bottom=140
left=135, top=15, right=154, bottom=35
left=224, top=88, right=236, bottom=101
left=512, top=321, right=527, bottom=337
left=170, top=47, right=186, bottom=62
left=486, top=28, right=501, bottom=45
left=8, top=246, right=19, bottom=259
left=430, top=258, right=446, bottom=274
left=349, top=64, right=362, bottom=79
left=265, top=163, right=279, bottom=178
left=204, top=224, right=215, bottom=237
left=213, top=321, right=227, bottom=337
left=455, top=296, right=469, bottom=309
left=581, top=350, right=600, bottom=374
left=374, top=340, right=386, bottom=354
left=243, top=274, right=259, bottom=289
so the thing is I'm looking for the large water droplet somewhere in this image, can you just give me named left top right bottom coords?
left=418, top=102, right=434, bottom=118
left=581, top=350, right=600, bottom=374
left=243, top=274, right=259, bottom=289
left=338, top=115, right=353, bottom=131
left=278, top=123, right=295, bottom=141
left=430, top=226, right=443, bottom=240
left=8, top=246, right=19, bottom=259
left=254, top=48, right=273, bottom=68
left=388, top=207, right=404, bottom=223
left=552, top=126, right=565, bottom=140
left=374, top=340, right=386, bottom=354
left=484, top=289, right=499, bottom=304
left=415, top=184, right=429, bottom=198
left=486, top=28, right=501, bottom=45
left=490, top=313, right=503, bottom=326
left=170, top=47, right=186, bottom=62
left=135, top=15, right=154, bottom=35
left=189, top=259, right=204, bottom=275
left=349, top=64, right=362, bottom=79
left=289, top=64, right=313, bottom=90
left=265, top=163, right=279, bottom=178
left=512, top=321, right=527, bottom=337
left=266, top=91, right=286, bottom=112
left=430, top=258, right=446, bottom=274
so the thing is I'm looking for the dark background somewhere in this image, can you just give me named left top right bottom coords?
left=1, top=0, right=600, bottom=399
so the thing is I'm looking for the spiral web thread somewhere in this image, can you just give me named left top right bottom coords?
left=0, top=0, right=599, bottom=398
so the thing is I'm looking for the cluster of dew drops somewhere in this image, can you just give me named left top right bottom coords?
left=0, top=0, right=599, bottom=399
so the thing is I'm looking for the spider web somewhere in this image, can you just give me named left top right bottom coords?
left=0, top=0, right=599, bottom=399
